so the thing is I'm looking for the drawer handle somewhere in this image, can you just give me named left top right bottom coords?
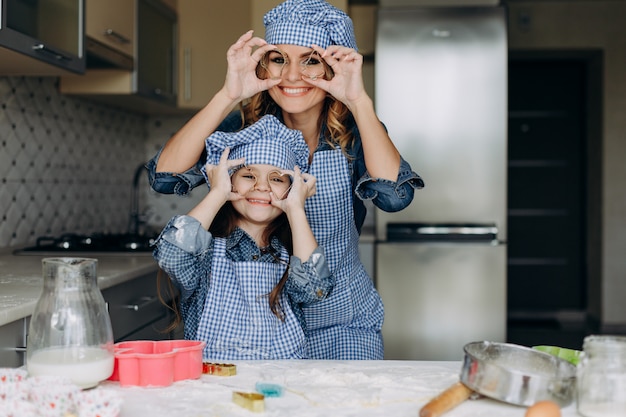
left=6, top=346, right=27, bottom=353
left=32, top=43, right=72, bottom=61
left=104, top=29, right=131, bottom=44
left=117, top=296, right=159, bottom=311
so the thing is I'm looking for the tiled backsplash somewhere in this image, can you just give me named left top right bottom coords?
left=143, top=117, right=204, bottom=232
left=0, top=76, right=178, bottom=249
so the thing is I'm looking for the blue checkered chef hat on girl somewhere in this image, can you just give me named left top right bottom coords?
left=264, top=0, right=357, bottom=51
left=201, top=115, right=309, bottom=187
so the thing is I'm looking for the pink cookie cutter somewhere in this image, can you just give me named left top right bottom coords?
left=108, top=340, right=206, bottom=387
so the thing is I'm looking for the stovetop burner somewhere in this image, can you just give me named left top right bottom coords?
left=15, top=233, right=157, bottom=255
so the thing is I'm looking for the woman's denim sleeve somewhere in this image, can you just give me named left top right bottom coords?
left=355, top=157, right=425, bottom=213
left=146, top=149, right=207, bottom=196
left=146, top=112, right=243, bottom=196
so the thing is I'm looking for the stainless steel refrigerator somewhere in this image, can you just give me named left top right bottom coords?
left=374, top=6, right=508, bottom=360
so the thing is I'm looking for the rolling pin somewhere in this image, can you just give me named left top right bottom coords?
left=419, top=381, right=474, bottom=417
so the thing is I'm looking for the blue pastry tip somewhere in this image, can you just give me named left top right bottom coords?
left=255, top=382, right=284, bottom=397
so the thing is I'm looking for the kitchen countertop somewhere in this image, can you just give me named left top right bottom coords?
left=0, top=251, right=159, bottom=327
left=98, top=360, right=581, bottom=417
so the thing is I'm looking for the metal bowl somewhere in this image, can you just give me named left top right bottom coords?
left=460, top=341, right=577, bottom=407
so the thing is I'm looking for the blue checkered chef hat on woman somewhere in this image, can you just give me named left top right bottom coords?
left=264, top=0, right=358, bottom=51
left=201, top=115, right=309, bottom=187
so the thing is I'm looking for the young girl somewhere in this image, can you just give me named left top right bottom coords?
left=148, top=0, right=424, bottom=359
left=153, top=115, right=333, bottom=360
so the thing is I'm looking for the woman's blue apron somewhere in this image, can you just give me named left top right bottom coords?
left=303, top=148, right=384, bottom=359
left=195, top=238, right=307, bottom=360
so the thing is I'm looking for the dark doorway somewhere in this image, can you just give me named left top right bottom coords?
left=506, top=50, right=602, bottom=350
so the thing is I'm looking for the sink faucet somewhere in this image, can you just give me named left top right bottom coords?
left=128, top=163, right=148, bottom=236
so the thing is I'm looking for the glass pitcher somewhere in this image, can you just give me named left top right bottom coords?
left=26, top=258, right=115, bottom=389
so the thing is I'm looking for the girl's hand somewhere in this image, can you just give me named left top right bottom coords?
left=222, top=30, right=281, bottom=102
left=305, top=45, right=368, bottom=110
left=204, top=148, right=245, bottom=204
left=271, top=166, right=316, bottom=213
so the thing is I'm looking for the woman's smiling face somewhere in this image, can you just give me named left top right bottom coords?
left=262, top=44, right=329, bottom=116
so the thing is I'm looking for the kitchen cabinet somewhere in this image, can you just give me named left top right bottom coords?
left=59, top=0, right=178, bottom=114
left=0, top=0, right=85, bottom=75
left=60, top=0, right=251, bottom=114
left=0, top=317, right=28, bottom=367
left=85, top=0, right=135, bottom=69
left=103, top=271, right=178, bottom=342
left=176, top=0, right=251, bottom=110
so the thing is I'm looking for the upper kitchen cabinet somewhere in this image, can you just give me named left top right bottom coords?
left=176, top=0, right=251, bottom=110
left=0, top=0, right=85, bottom=75
left=61, top=0, right=250, bottom=114
left=60, top=0, right=177, bottom=114
left=84, top=0, right=134, bottom=70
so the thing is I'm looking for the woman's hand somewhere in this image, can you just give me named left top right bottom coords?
left=305, top=45, right=368, bottom=111
left=203, top=148, right=245, bottom=204
left=222, top=30, right=282, bottom=102
left=271, top=166, right=316, bottom=213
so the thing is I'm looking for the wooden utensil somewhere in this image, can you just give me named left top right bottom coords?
left=419, top=381, right=474, bottom=417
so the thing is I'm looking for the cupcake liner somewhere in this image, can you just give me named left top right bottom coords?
left=0, top=369, right=30, bottom=402
left=0, top=368, right=121, bottom=417
left=0, top=398, right=38, bottom=417
left=75, top=388, right=122, bottom=417
left=0, top=368, right=28, bottom=383
left=29, top=382, right=80, bottom=417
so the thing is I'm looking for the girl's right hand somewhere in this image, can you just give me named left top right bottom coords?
left=272, top=166, right=316, bottom=213
left=222, top=30, right=281, bottom=102
left=204, top=148, right=245, bottom=204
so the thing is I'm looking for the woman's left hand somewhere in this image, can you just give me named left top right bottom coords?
left=271, top=166, right=316, bottom=213
left=305, top=45, right=368, bottom=110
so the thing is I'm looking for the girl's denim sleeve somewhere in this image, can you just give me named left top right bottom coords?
left=285, top=246, right=335, bottom=305
left=146, top=149, right=207, bottom=196
left=354, top=156, right=425, bottom=213
left=152, top=215, right=213, bottom=301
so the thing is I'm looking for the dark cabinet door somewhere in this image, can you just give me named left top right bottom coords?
left=507, top=58, right=586, bottom=312
left=0, top=0, right=85, bottom=74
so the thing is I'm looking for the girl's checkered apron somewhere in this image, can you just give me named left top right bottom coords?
left=196, top=238, right=307, bottom=360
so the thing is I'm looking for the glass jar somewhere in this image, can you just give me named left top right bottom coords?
left=577, top=335, right=626, bottom=417
left=26, top=258, right=115, bottom=389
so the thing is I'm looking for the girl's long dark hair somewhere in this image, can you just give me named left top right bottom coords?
left=211, top=202, right=293, bottom=321
left=158, top=201, right=294, bottom=335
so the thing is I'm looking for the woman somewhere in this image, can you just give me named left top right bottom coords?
left=148, top=0, right=424, bottom=359
left=154, top=115, right=332, bottom=360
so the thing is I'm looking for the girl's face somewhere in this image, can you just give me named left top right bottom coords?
left=230, top=164, right=292, bottom=224
left=259, top=44, right=330, bottom=116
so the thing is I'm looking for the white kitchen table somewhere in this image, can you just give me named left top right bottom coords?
left=98, top=360, right=581, bottom=417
